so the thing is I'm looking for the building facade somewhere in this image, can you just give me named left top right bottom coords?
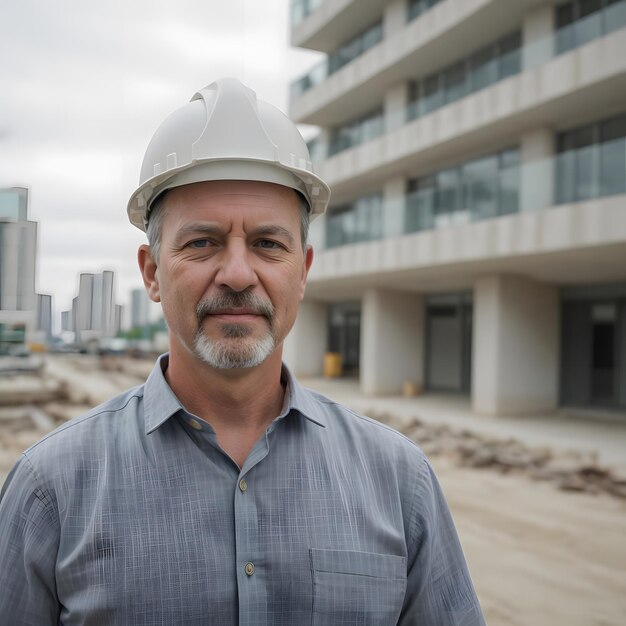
left=130, top=288, right=151, bottom=331
left=62, top=270, right=121, bottom=344
left=0, top=187, right=38, bottom=352
left=285, top=0, right=626, bottom=415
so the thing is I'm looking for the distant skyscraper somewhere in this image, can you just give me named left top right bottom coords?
left=130, top=288, right=150, bottom=330
left=0, top=187, right=38, bottom=350
left=36, top=294, right=53, bottom=342
left=62, top=270, right=121, bottom=343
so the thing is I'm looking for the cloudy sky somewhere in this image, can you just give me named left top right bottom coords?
left=0, top=0, right=322, bottom=329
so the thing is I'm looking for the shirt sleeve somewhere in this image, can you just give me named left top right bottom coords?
left=398, top=457, right=486, bottom=625
left=0, top=454, right=61, bottom=625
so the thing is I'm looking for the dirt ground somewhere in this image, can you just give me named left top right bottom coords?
left=1, top=355, right=625, bottom=625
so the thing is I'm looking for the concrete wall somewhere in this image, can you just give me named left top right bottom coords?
left=472, top=274, right=559, bottom=415
left=283, top=299, right=328, bottom=377
left=317, top=27, right=626, bottom=194
left=360, top=289, right=424, bottom=394
left=520, top=127, right=555, bottom=212
left=308, top=194, right=626, bottom=287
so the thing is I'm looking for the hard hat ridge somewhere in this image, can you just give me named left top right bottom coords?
left=190, top=78, right=280, bottom=163
left=127, top=77, right=330, bottom=231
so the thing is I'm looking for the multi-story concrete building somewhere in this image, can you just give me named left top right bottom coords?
left=62, top=271, right=121, bottom=344
left=130, top=288, right=151, bottom=331
left=0, top=187, right=38, bottom=352
left=36, top=293, right=53, bottom=343
left=285, top=0, right=626, bottom=415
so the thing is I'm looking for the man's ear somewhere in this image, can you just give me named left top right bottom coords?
left=299, top=245, right=314, bottom=300
left=137, top=245, right=161, bottom=303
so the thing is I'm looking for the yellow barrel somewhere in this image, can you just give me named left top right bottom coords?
left=323, top=352, right=343, bottom=378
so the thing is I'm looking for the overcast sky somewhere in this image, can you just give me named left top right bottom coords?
left=0, top=0, right=322, bottom=329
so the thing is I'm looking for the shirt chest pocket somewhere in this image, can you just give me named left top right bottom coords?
left=310, top=549, right=407, bottom=626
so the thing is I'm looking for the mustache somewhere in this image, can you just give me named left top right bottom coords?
left=196, top=290, right=275, bottom=324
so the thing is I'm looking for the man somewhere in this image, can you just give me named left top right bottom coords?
left=0, top=78, right=485, bottom=625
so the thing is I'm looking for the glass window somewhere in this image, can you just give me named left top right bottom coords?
left=555, top=0, right=623, bottom=54
left=575, top=0, right=603, bottom=46
left=499, top=150, right=520, bottom=215
left=575, top=142, right=599, bottom=200
left=604, top=0, right=626, bottom=34
left=421, top=74, right=443, bottom=114
left=362, top=23, right=383, bottom=52
left=498, top=33, right=522, bottom=79
left=556, top=2, right=576, bottom=29
left=556, top=149, right=577, bottom=203
left=408, top=0, right=442, bottom=22
left=325, top=194, right=382, bottom=248
left=469, top=46, right=497, bottom=93
left=463, top=155, right=499, bottom=221
left=436, top=168, right=461, bottom=216
left=600, top=135, right=626, bottom=196
left=329, top=110, right=383, bottom=156
left=406, top=176, right=436, bottom=232
left=444, top=62, right=467, bottom=104
left=328, top=21, right=382, bottom=75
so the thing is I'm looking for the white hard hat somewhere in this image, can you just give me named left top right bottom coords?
left=127, top=77, right=330, bottom=231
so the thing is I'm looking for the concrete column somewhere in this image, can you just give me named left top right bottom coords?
left=522, top=4, right=555, bottom=69
left=472, top=275, right=559, bottom=416
left=283, top=298, right=328, bottom=378
left=384, top=81, right=409, bottom=132
left=384, top=0, right=408, bottom=38
left=520, top=127, right=555, bottom=212
left=361, top=289, right=424, bottom=395
left=383, top=176, right=407, bottom=239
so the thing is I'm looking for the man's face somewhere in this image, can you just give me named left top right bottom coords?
left=141, top=180, right=313, bottom=370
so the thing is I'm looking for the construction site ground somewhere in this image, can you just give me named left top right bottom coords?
left=1, top=354, right=625, bottom=626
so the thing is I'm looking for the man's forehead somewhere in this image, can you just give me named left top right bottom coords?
left=166, top=180, right=300, bottom=207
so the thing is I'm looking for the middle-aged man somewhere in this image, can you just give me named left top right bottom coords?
left=0, top=78, right=486, bottom=625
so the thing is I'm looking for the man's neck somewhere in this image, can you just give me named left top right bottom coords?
left=164, top=346, right=286, bottom=466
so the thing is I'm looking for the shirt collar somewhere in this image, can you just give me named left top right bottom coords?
left=143, top=354, right=326, bottom=435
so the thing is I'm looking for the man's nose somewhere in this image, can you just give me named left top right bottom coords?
left=214, top=242, right=258, bottom=292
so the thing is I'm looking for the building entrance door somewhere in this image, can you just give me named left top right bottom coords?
left=561, top=297, right=626, bottom=411
left=328, top=302, right=361, bottom=376
left=425, top=294, right=472, bottom=393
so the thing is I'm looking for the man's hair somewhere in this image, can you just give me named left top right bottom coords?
left=146, top=189, right=310, bottom=262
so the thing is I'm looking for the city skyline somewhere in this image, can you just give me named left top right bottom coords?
left=0, top=0, right=322, bottom=317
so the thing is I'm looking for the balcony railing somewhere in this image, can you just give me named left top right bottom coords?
left=290, top=0, right=324, bottom=26
left=290, top=0, right=626, bottom=102
left=303, top=20, right=626, bottom=162
left=290, top=21, right=383, bottom=99
left=312, top=139, right=626, bottom=250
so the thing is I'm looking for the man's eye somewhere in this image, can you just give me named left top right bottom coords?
left=188, top=239, right=210, bottom=249
left=256, top=239, right=282, bottom=250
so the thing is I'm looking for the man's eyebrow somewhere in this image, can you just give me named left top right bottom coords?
left=251, top=225, right=296, bottom=247
left=172, top=223, right=225, bottom=245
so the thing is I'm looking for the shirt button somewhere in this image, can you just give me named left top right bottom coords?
left=244, top=562, right=255, bottom=576
left=188, top=419, right=202, bottom=430
left=239, top=478, right=248, bottom=492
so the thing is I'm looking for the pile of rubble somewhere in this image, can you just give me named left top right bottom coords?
left=371, top=412, right=626, bottom=499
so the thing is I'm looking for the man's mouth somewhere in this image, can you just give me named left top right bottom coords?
left=208, top=308, right=265, bottom=322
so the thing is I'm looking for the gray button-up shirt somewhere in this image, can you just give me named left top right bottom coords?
left=0, top=355, right=485, bottom=625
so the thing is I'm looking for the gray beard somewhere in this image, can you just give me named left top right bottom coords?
left=193, top=329, right=275, bottom=369
left=192, top=290, right=276, bottom=370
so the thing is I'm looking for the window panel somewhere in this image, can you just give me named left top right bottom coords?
left=436, top=168, right=461, bottom=216
left=463, top=156, right=499, bottom=221
left=600, top=137, right=626, bottom=196
left=498, top=33, right=522, bottom=78
left=604, top=0, right=626, bottom=34
left=575, top=0, right=603, bottom=46
left=574, top=143, right=599, bottom=200
left=443, top=62, right=467, bottom=104
left=469, top=46, right=497, bottom=92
